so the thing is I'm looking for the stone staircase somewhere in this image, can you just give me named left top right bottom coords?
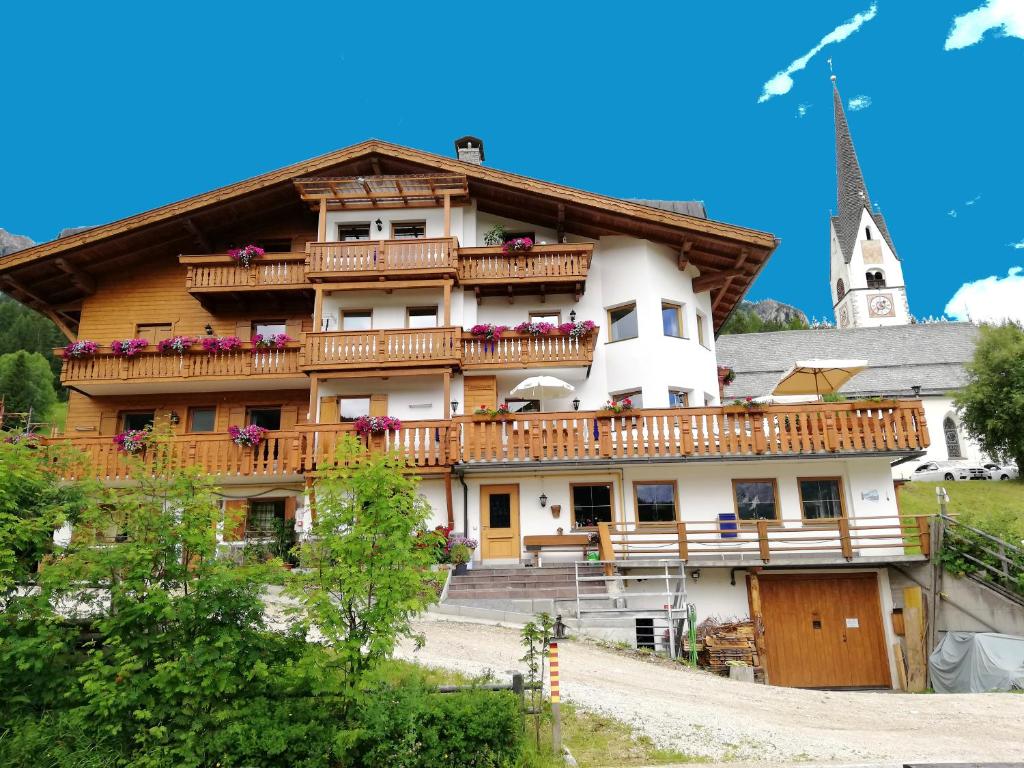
left=444, top=564, right=607, bottom=615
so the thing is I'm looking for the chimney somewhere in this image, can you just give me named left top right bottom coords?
left=454, top=135, right=485, bottom=165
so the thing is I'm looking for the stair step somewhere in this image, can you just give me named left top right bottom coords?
left=446, top=587, right=588, bottom=600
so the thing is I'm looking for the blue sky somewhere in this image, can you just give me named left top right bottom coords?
left=2, top=1, right=1022, bottom=322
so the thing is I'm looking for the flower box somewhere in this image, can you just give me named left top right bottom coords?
left=353, top=415, right=402, bottom=436
left=251, top=333, right=292, bottom=351
left=111, top=338, right=149, bottom=358
left=157, top=336, right=197, bottom=355
left=113, top=428, right=150, bottom=454
left=502, top=237, right=533, bottom=253
left=200, top=335, right=243, bottom=354
left=63, top=340, right=99, bottom=359
left=228, top=244, right=265, bottom=268
left=228, top=424, right=268, bottom=447
left=469, top=324, right=508, bottom=342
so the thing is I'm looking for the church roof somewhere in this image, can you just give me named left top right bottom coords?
left=831, top=79, right=899, bottom=263
left=717, top=322, right=979, bottom=399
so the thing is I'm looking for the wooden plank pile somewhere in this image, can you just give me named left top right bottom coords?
left=685, top=617, right=763, bottom=681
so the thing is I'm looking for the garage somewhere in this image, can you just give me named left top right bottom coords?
left=753, top=572, right=891, bottom=688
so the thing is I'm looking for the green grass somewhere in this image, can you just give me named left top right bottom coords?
left=44, top=400, right=67, bottom=432
left=901, top=480, right=1024, bottom=542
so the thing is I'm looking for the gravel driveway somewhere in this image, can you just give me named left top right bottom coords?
left=395, top=616, right=1024, bottom=765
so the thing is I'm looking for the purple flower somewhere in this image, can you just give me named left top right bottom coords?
left=111, top=338, right=149, bottom=358
left=228, top=424, right=268, bottom=447
left=157, top=336, right=196, bottom=355
left=63, top=340, right=99, bottom=359
left=228, top=244, right=265, bottom=267
left=501, top=237, right=534, bottom=253
left=251, top=333, right=292, bottom=351
left=113, top=428, right=150, bottom=453
left=353, top=415, right=402, bottom=436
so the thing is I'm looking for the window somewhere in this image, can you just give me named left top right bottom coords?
left=943, top=416, right=962, bottom=458
left=695, top=312, right=708, bottom=348
left=121, top=411, right=155, bottom=432
left=341, top=310, right=372, bottom=332
left=252, top=320, right=287, bottom=337
left=247, top=499, right=285, bottom=537
left=614, top=389, right=643, bottom=408
left=798, top=478, right=845, bottom=522
left=188, top=406, right=216, bottom=433
left=662, top=302, right=684, bottom=337
left=866, top=270, right=886, bottom=289
left=571, top=483, right=613, bottom=528
left=635, top=617, right=656, bottom=650
left=635, top=482, right=678, bottom=523
left=864, top=226, right=872, bottom=241
left=608, top=303, right=638, bottom=342
left=246, top=407, right=281, bottom=431
left=506, top=398, right=539, bottom=413
left=669, top=389, right=690, bottom=408
left=836, top=278, right=846, bottom=300
left=135, top=323, right=172, bottom=343
left=391, top=221, right=426, bottom=239
left=529, top=311, right=560, bottom=324
left=407, top=306, right=438, bottom=329
left=339, top=396, right=371, bottom=421
left=337, top=222, right=371, bottom=241
left=732, top=479, right=779, bottom=523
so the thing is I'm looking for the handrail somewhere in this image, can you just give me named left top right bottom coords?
left=304, top=327, right=460, bottom=369
left=179, top=252, right=308, bottom=264
left=940, top=514, right=1024, bottom=597
left=306, top=237, right=458, bottom=277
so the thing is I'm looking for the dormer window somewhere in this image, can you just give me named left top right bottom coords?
left=866, top=270, right=885, bottom=289
left=864, top=226, right=872, bottom=240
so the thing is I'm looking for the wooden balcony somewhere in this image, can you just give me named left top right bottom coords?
left=595, top=514, right=932, bottom=568
left=180, top=253, right=312, bottom=311
left=457, top=243, right=593, bottom=300
left=297, top=421, right=452, bottom=473
left=305, top=238, right=458, bottom=281
left=303, top=328, right=460, bottom=372
left=56, top=343, right=306, bottom=395
left=455, top=401, right=929, bottom=464
left=460, top=330, right=598, bottom=370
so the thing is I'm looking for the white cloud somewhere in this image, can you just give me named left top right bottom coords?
left=847, top=94, right=872, bottom=111
left=758, top=3, right=878, bottom=102
left=948, top=209, right=958, bottom=218
left=965, top=194, right=981, bottom=206
left=795, top=103, right=811, bottom=118
left=1009, top=239, right=1024, bottom=249
left=945, top=0, right=1024, bottom=50
left=945, top=266, right=1024, bottom=322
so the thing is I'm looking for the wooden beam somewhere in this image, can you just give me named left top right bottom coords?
left=1, top=277, right=78, bottom=341
left=183, top=218, right=213, bottom=253
left=312, top=286, right=325, bottom=332
left=370, top=157, right=383, bottom=175
left=55, top=258, right=96, bottom=295
left=444, top=472, right=454, bottom=528
left=678, top=240, right=693, bottom=271
left=711, top=250, right=748, bottom=311
left=692, top=269, right=747, bottom=293
left=746, top=571, right=768, bottom=684
left=317, top=198, right=328, bottom=241
left=556, top=203, right=565, bottom=244
left=314, top=366, right=454, bottom=381
left=443, top=280, right=452, bottom=326
left=443, top=191, right=452, bottom=237
left=323, top=278, right=451, bottom=292
left=308, top=374, right=321, bottom=423
left=443, top=369, right=451, bottom=419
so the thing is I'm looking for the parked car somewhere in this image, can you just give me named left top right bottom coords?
left=911, top=461, right=990, bottom=481
left=983, top=462, right=1019, bottom=481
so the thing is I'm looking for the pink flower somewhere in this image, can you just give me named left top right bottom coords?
left=228, top=424, right=268, bottom=447
left=353, top=415, right=402, bottom=436
left=111, top=338, right=148, bottom=358
left=250, top=333, right=292, bottom=351
left=113, top=428, right=150, bottom=453
left=63, top=340, right=98, bottom=359
left=501, top=237, right=534, bottom=253
left=157, top=336, right=196, bottom=355
left=228, top=244, right=265, bottom=267
left=201, top=335, right=242, bottom=354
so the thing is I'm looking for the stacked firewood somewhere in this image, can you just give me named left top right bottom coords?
left=684, top=616, right=762, bottom=680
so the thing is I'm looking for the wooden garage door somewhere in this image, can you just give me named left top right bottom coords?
left=756, top=573, right=891, bottom=688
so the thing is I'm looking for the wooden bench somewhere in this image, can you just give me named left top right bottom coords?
left=523, top=534, right=592, bottom=565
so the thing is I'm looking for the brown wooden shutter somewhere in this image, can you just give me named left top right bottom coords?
left=369, top=394, right=389, bottom=416
left=223, top=500, right=247, bottom=541
left=280, top=405, right=298, bottom=430
left=227, top=405, right=245, bottom=428
left=284, top=496, right=297, bottom=522
left=464, top=376, right=497, bottom=412
left=99, top=411, right=119, bottom=436
left=285, top=318, right=302, bottom=339
left=319, top=396, right=339, bottom=423
left=235, top=320, right=252, bottom=339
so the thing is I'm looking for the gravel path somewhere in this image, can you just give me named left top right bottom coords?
left=395, top=616, right=1024, bottom=765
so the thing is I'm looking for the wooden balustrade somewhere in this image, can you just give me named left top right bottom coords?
left=181, top=253, right=309, bottom=291
left=52, top=432, right=303, bottom=482
left=57, top=343, right=305, bottom=390
left=457, top=244, right=592, bottom=284
left=597, top=514, right=932, bottom=564
left=455, top=401, right=929, bottom=464
left=297, top=421, right=451, bottom=471
left=304, top=328, right=460, bottom=370
left=460, top=330, right=598, bottom=369
left=306, top=237, right=458, bottom=280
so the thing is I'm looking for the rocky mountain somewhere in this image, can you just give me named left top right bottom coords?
left=0, top=228, right=35, bottom=257
left=745, top=299, right=808, bottom=327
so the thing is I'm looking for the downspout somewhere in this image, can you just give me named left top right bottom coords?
left=456, top=469, right=469, bottom=535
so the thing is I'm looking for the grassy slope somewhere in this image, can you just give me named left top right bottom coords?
left=900, top=480, right=1024, bottom=542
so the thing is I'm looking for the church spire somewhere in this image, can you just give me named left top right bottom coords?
left=832, top=74, right=871, bottom=217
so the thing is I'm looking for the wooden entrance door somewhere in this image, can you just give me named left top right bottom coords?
left=756, top=573, right=891, bottom=688
left=480, top=484, right=520, bottom=561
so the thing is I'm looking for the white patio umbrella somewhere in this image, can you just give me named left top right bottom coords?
left=509, top=376, right=575, bottom=410
left=772, top=359, right=868, bottom=398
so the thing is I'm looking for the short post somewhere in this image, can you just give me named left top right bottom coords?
left=549, top=641, right=562, bottom=753
left=512, top=672, right=525, bottom=733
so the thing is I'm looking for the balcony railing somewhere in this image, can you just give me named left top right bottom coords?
left=455, top=401, right=929, bottom=464
left=298, top=422, right=452, bottom=471
left=181, top=253, right=309, bottom=291
left=461, top=330, right=598, bottom=369
left=306, top=238, right=458, bottom=281
left=457, top=243, right=592, bottom=295
left=56, top=343, right=305, bottom=391
left=304, top=328, right=460, bottom=371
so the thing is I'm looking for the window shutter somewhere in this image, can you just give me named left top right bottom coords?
left=285, top=318, right=302, bottom=339
left=227, top=406, right=245, bottom=428
left=319, top=396, right=339, bottom=423
left=99, top=411, right=118, bottom=436
left=464, top=376, right=497, bottom=412
left=284, top=496, right=297, bottom=522
left=235, top=320, right=252, bottom=340
left=369, top=394, right=389, bottom=417
left=223, top=500, right=247, bottom=541
left=280, top=405, right=298, bottom=430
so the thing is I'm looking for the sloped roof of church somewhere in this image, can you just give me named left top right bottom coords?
left=717, top=322, right=979, bottom=398
left=831, top=79, right=899, bottom=263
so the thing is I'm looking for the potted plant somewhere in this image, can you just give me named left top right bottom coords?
left=502, top=236, right=533, bottom=253
left=228, top=244, right=265, bottom=268
left=353, top=415, right=402, bottom=436
left=483, top=224, right=507, bottom=246
left=157, top=336, right=196, bottom=355
left=472, top=403, right=512, bottom=420
left=601, top=397, right=633, bottom=414
left=200, top=335, right=243, bottom=354
left=558, top=320, right=597, bottom=340
left=447, top=534, right=478, bottom=575
left=62, top=340, right=98, bottom=359
left=514, top=320, right=556, bottom=336
left=469, top=323, right=508, bottom=342
left=251, top=332, right=292, bottom=350
left=228, top=424, right=268, bottom=447
left=110, top=338, right=149, bottom=358
left=113, top=428, right=150, bottom=454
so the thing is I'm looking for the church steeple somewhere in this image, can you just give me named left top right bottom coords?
left=828, top=74, right=911, bottom=329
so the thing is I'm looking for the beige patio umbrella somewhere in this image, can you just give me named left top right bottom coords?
left=771, top=359, right=868, bottom=398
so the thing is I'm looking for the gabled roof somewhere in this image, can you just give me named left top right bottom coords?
left=717, top=323, right=979, bottom=399
left=831, top=80, right=899, bottom=263
left=0, top=139, right=777, bottom=331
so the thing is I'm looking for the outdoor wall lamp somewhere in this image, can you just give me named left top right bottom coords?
left=168, top=411, right=180, bottom=426
left=690, top=569, right=701, bottom=581
left=911, top=385, right=921, bottom=397
left=539, top=493, right=548, bottom=507
left=569, top=310, right=576, bottom=322
left=572, top=398, right=581, bottom=411
left=375, top=218, right=383, bottom=232
left=451, top=400, right=459, bottom=414
left=204, top=324, right=214, bottom=336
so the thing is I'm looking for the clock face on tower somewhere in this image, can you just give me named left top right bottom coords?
left=868, top=294, right=895, bottom=318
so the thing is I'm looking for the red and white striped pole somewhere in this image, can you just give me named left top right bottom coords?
left=549, top=641, right=562, bottom=751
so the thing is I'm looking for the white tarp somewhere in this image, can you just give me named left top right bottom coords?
left=928, top=631, right=1024, bottom=693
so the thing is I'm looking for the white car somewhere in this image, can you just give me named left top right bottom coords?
left=983, top=462, right=1019, bottom=481
left=911, top=461, right=990, bottom=482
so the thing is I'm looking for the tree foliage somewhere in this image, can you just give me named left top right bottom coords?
left=0, top=293, right=66, bottom=386
left=0, top=350, right=58, bottom=426
left=955, top=322, right=1024, bottom=470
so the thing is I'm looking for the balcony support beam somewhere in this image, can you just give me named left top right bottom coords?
left=443, top=191, right=452, bottom=237
left=692, top=268, right=747, bottom=294
left=443, top=279, right=452, bottom=326
left=317, top=198, right=328, bottom=242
